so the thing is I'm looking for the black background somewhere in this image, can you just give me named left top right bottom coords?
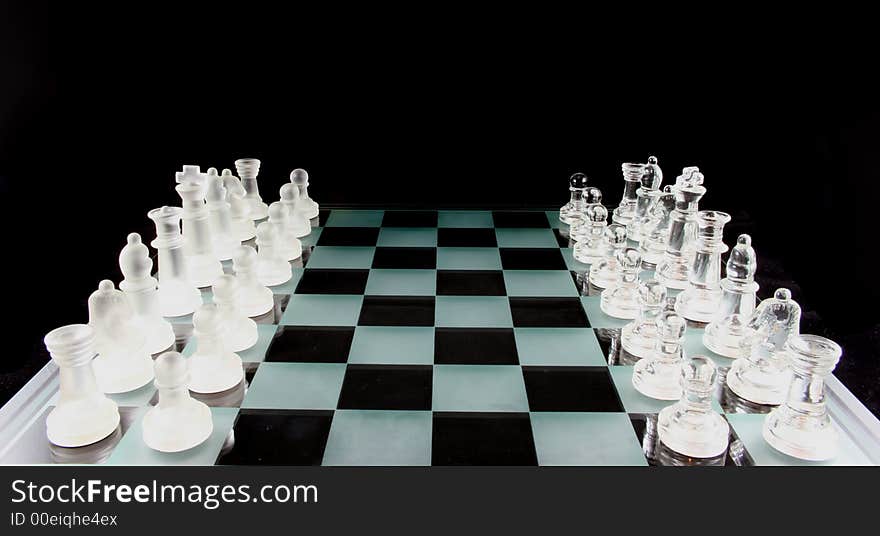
left=1, top=6, right=878, bottom=413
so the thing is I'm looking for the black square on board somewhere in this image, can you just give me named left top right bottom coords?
left=215, top=410, right=333, bottom=466
left=337, top=365, right=433, bottom=410
left=316, top=227, right=379, bottom=246
left=499, top=248, right=567, bottom=270
left=295, top=269, right=369, bottom=295
left=358, top=296, right=436, bottom=326
left=522, top=366, right=623, bottom=412
left=492, top=211, right=550, bottom=228
left=434, top=328, right=519, bottom=365
left=509, top=297, right=590, bottom=327
left=437, top=228, right=498, bottom=247
left=432, top=412, right=538, bottom=466
left=265, top=326, right=355, bottom=363
left=382, top=211, right=439, bottom=227
left=436, top=270, right=506, bottom=296
left=371, top=247, right=437, bottom=269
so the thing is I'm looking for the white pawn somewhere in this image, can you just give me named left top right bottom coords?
left=176, top=181, right=223, bottom=288
left=205, top=175, right=240, bottom=261
left=142, top=351, right=213, bottom=452
left=229, top=192, right=257, bottom=242
left=88, top=280, right=154, bottom=393
left=268, top=202, right=303, bottom=261
left=44, top=324, right=120, bottom=447
left=599, top=248, right=643, bottom=319
left=569, top=187, right=603, bottom=242
left=279, top=183, right=312, bottom=238
left=188, top=304, right=245, bottom=393
left=234, top=158, right=269, bottom=220
left=232, top=245, right=274, bottom=317
left=588, top=223, right=628, bottom=289
left=572, top=204, right=608, bottom=264
left=621, top=279, right=668, bottom=359
left=290, top=168, right=319, bottom=219
left=118, top=233, right=175, bottom=355
left=221, top=168, right=246, bottom=198
left=147, top=206, right=203, bottom=317
left=255, top=222, right=292, bottom=286
left=703, top=234, right=760, bottom=358
left=632, top=311, right=687, bottom=399
left=212, top=274, right=258, bottom=352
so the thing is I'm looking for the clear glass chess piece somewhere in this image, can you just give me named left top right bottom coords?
left=611, top=162, right=645, bottom=225
left=726, top=288, right=801, bottom=405
left=763, top=334, right=842, bottom=461
left=142, top=351, right=214, bottom=452
left=228, top=192, right=257, bottom=242
left=255, top=222, right=292, bottom=286
left=176, top=182, right=223, bottom=288
left=632, top=311, right=687, bottom=399
left=220, top=168, right=246, bottom=198
left=175, top=164, right=206, bottom=190
left=569, top=187, right=603, bottom=242
left=674, top=210, right=731, bottom=323
left=290, top=168, right=319, bottom=220
left=188, top=304, right=245, bottom=394
left=147, top=206, right=203, bottom=317
left=234, top=158, right=269, bottom=220
left=205, top=175, right=240, bottom=261
left=88, top=280, right=155, bottom=394
left=621, top=279, right=668, bottom=359
left=588, top=223, right=628, bottom=289
left=43, top=324, right=120, bottom=447
left=268, top=202, right=303, bottom=261
left=626, top=156, right=664, bottom=243
left=572, top=204, right=608, bottom=264
left=638, top=185, right=676, bottom=267
left=658, top=355, right=730, bottom=458
left=211, top=274, right=258, bottom=352
left=279, top=183, right=313, bottom=238
left=118, top=233, right=175, bottom=355
left=559, top=172, right=589, bottom=225
left=655, top=168, right=706, bottom=289
left=599, top=248, right=643, bottom=319
left=232, top=245, right=274, bottom=318
left=703, top=234, right=760, bottom=357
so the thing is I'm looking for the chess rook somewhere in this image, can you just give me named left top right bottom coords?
left=599, top=248, right=643, bottom=319
left=205, top=174, right=240, bottom=261
left=703, top=234, right=760, bottom=357
left=188, top=304, right=245, bottom=394
left=559, top=172, right=589, bottom=225
left=232, top=245, right=274, bottom=317
left=621, top=279, right=668, bottom=359
left=147, top=206, right=203, bottom=317
left=268, top=202, right=303, bottom=261
left=674, top=210, right=731, bottom=323
left=655, top=168, right=706, bottom=289
left=588, top=223, right=628, bottom=289
left=234, top=158, right=269, bottom=220
left=632, top=310, right=687, bottom=400
left=176, top=182, right=223, bottom=288
left=118, top=232, right=175, bottom=355
left=626, top=156, right=664, bottom=242
left=290, top=168, right=319, bottom=220
left=279, top=183, right=312, bottom=238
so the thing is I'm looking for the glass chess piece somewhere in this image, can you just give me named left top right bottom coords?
left=572, top=204, right=609, bottom=264
left=569, top=187, right=603, bottom=242
left=212, top=274, right=258, bottom=352
left=638, top=185, right=676, bottom=267
left=267, top=202, right=303, bottom=261
left=763, top=334, right=843, bottom=461
left=559, top=172, right=589, bottom=225
left=621, top=279, right=668, bottom=359
left=658, top=355, right=730, bottom=458
left=279, top=183, right=313, bottom=238
left=220, top=168, right=246, bottom=198
left=176, top=181, right=223, bottom=288
left=611, top=161, right=646, bottom=225
left=187, top=304, right=245, bottom=394
left=703, top=234, right=759, bottom=357
left=632, top=310, right=687, bottom=399
left=588, top=223, right=628, bottom=289
left=142, top=351, right=214, bottom=452
left=234, top=158, right=269, bottom=220
left=626, top=156, right=664, bottom=243
left=43, top=324, right=120, bottom=447
left=674, top=210, right=731, bottom=323
left=290, top=168, right=319, bottom=220
left=147, top=206, right=203, bottom=317
left=88, top=280, right=155, bottom=393
left=228, top=192, right=257, bottom=242
left=118, top=232, right=175, bottom=355
left=599, top=248, right=643, bottom=319
left=232, top=245, right=275, bottom=318
left=726, top=288, right=801, bottom=405
left=655, top=167, right=706, bottom=289
left=255, top=221, right=293, bottom=286
left=205, top=174, right=240, bottom=261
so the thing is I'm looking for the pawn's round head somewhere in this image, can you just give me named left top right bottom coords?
left=569, top=172, right=588, bottom=189
left=648, top=156, right=658, bottom=165
left=220, top=168, right=234, bottom=177
left=605, top=223, right=628, bottom=245
left=656, top=311, right=686, bottom=341
left=639, top=279, right=667, bottom=306
left=585, top=187, right=603, bottom=204
left=193, top=303, right=221, bottom=334
left=232, top=245, right=257, bottom=270
left=680, top=355, right=717, bottom=392
left=290, top=168, right=309, bottom=186
left=279, top=182, right=300, bottom=202
left=774, top=288, right=792, bottom=302
left=154, top=351, right=189, bottom=389
left=585, top=204, right=608, bottom=223
left=206, top=167, right=218, bottom=176
left=268, top=202, right=287, bottom=222
left=616, top=247, right=641, bottom=269
left=211, top=274, right=239, bottom=303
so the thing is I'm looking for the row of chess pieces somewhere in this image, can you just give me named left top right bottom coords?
left=42, top=159, right=320, bottom=454
left=560, top=157, right=843, bottom=462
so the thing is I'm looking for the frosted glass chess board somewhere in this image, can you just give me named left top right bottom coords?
left=1, top=209, right=878, bottom=466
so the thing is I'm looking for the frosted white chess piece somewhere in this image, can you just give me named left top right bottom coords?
left=228, top=192, right=257, bottom=242
left=632, top=310, right=687, bottom=399
left=703, top=234, right=759, bottom=357
left=621, top=279, right=668, bottom=359
left=572, top=204, right=608, bottom=264
left=234, top=158, right=269, bottom=220
left=638, top=185, right=676, bottom=266
left=176, top=181, right=223, bottom=288
left=267, top=202, right=303, bottom=261
left=658, top=356, right=729, bottom=458
left=255, top=222, right=292, bottom=286
left=559, top=172, right=589, bottom=225
left=763, top=334, right=842, bottom=461
left=175, top=165, right=206, bottom=190
left=599, top=248, right=643, bottom=319
left=626, top=156, right=663, bottom=243
left=726, top=288, right=801, bottom=405
left=212, top=274, right=258, bottom=352
left=118, top=233, right=175, bottom=354
left=290, top=168, right=319, bottom=219
left=674, top=210, right=731, bottom=323
left=221, top=168, right=246, bottom=198
left=205, top=175, right=240, bottom=261
left=655, top=168, right=706, bottom=289
left=43, top=324, right=120, bottom=447
left=142, top=351, right=214, bottom=452
left=279, top=183, right=313, bottom=238
left=611, top=162, right=645, bottom=226
left=147, top=206, right=203, bottom=317
left=188, top=304, right=245, bottom=393
left=569, top=188, right=603, bottom=242
left=588, top=224, right=628, bottom=289
left=232, top=245, right=274, bottom=317
left=88, top=280, right=154, bottom=393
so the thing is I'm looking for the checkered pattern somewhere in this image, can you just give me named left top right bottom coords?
left=6, top=209, right=873, bottom=466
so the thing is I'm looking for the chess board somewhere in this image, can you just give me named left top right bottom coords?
left=1, top=209, right=878, bottom=466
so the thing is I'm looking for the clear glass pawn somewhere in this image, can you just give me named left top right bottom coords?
left=626, top=156, right=664, bottom=242
left=655, top=167, right=706, bottom=289
left=267, top=202, right=303, bottom=261
left=232, top=245, right=274, bottom=318
left=703, top=234, right=759, bottom=358
left=228, top=192, right=257, bottom=242
left=211, top=274, right=258, bottom=352
left=569, top=187, right=603, bottom=242
left=118, top=232, right=175, bottom=355
left=632, top=310, right=686, bottom=399
left=674, top=210, right=731, bottom=323
left=658, top=355, right=730, bottom=458
left=290, top=168, right=319, bottom=220
left=279, top=183, right=313, bottom=238
left=599, top=248, right=643, bottom=319
left=234, top=158, right=269, bottom=220
left=611, top=162, right=645, bottom=225
left=188, top=304, right=245, bottom=394
left=572, top=204, right=608, bottom=264
left=255, top=222, right=292, bottom=287
left=559, top=172, right=589, bottom=225
left=588, top=223, right=628, bottom=289
left=147, top=206, right=203, bottom=317
left=763, top=334, right=843, bottom=461
left=621, top=279, right=668, bottom=359
left=176, top=181, right=223, bottom=288
left=638, top=185, right=676, bottom=267
left=726, top=288, right=801, bottom=405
